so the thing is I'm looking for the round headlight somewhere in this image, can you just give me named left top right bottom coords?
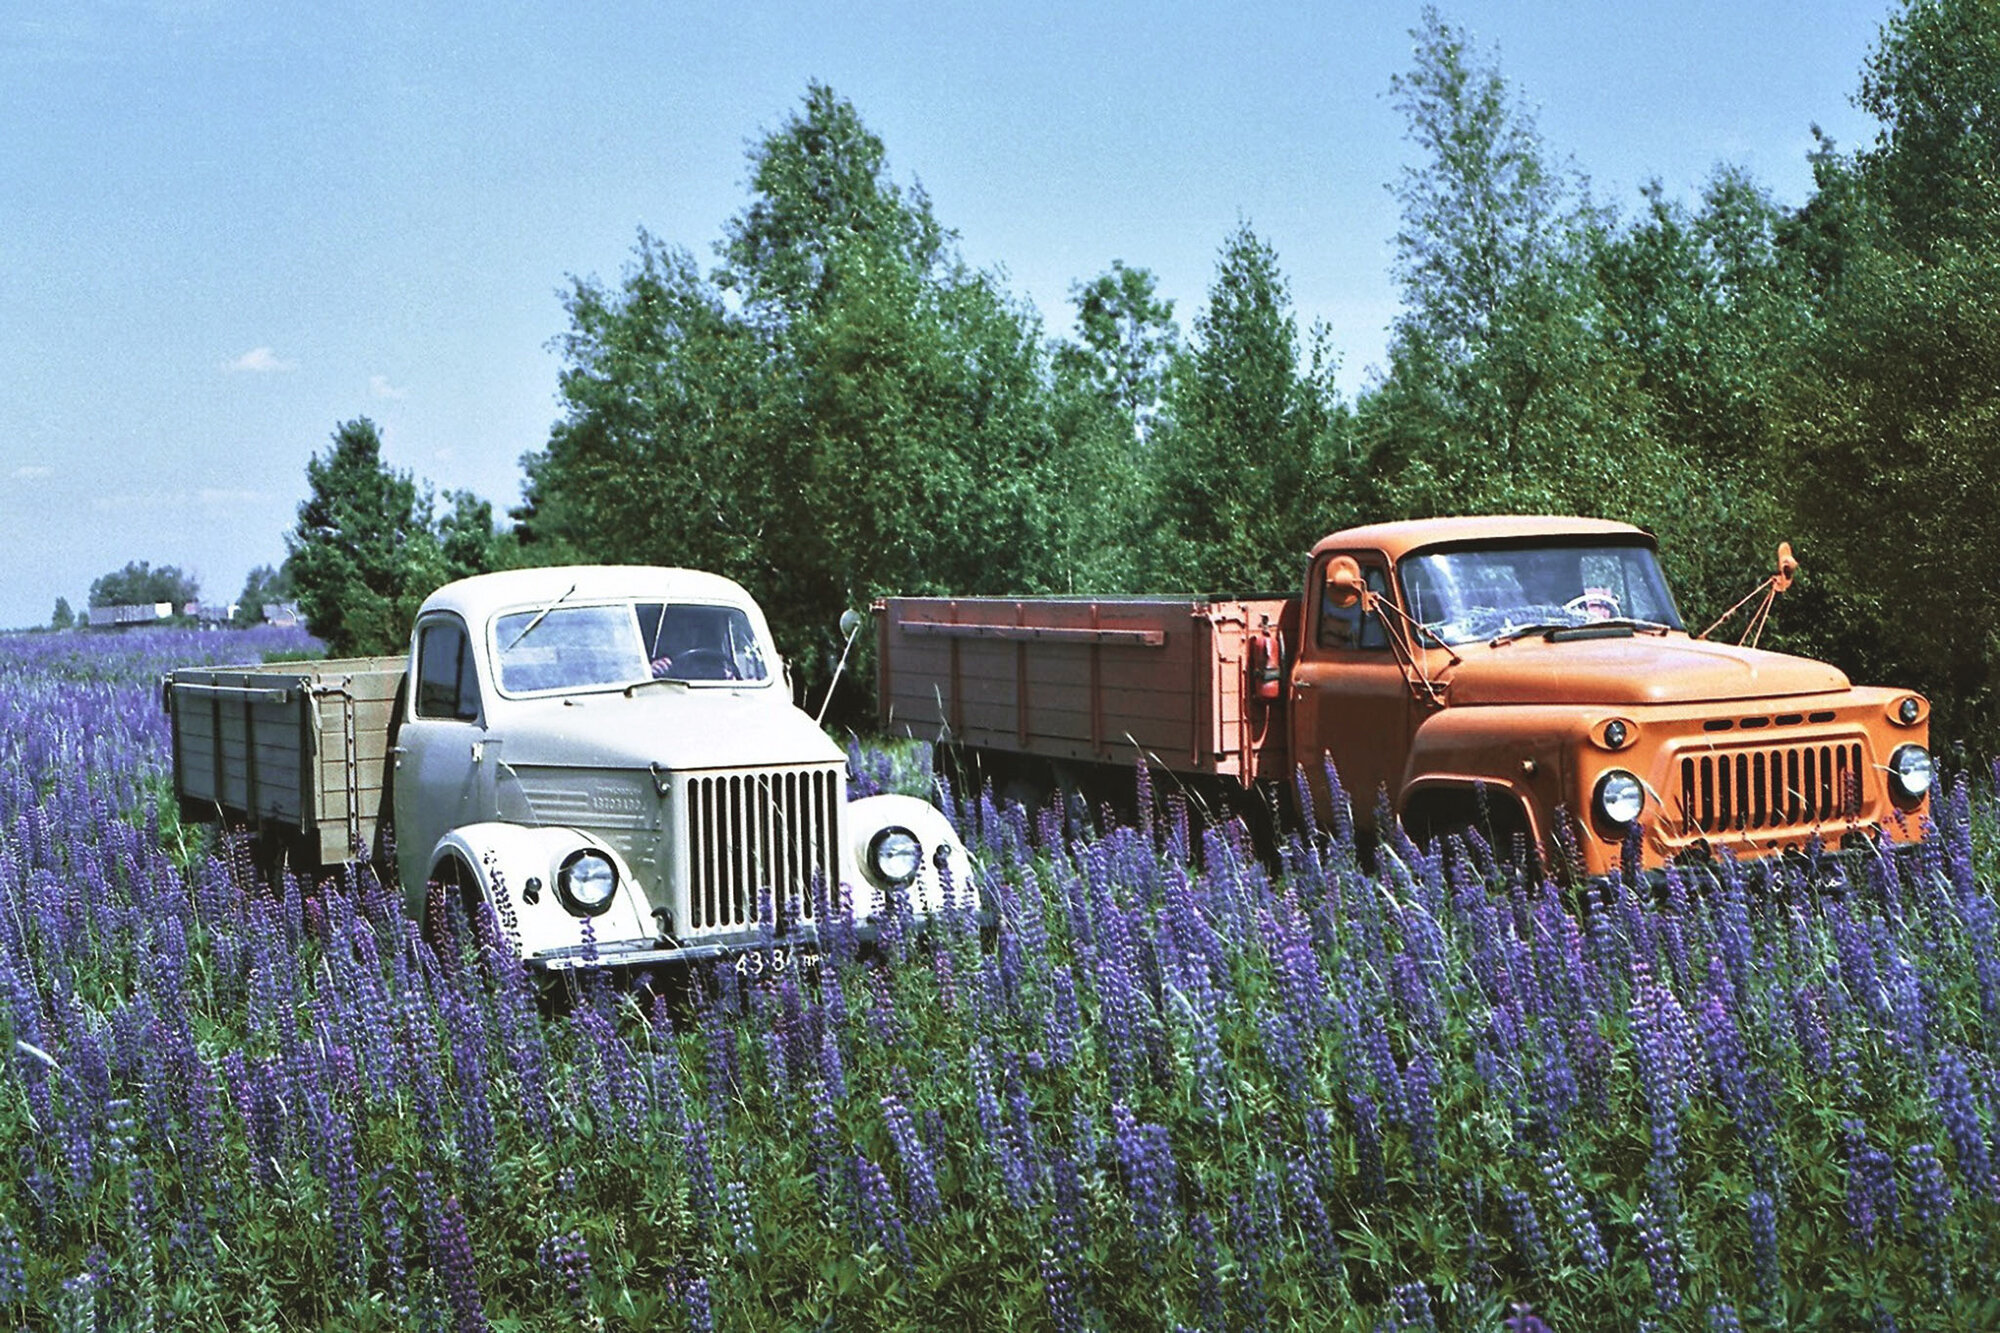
left=868, top=826, right=922, bottom=886
left=558, top=849, right=618, bottom=916
left=1594, top=770, right=1645, bottom=827
left=1898, top=696, right=1922, bottom=726
left=1889, top=744, right=1933, bottom=801
left=1604, top=720, right=1629, bottom=749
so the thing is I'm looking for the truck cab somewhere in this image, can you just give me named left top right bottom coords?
left=394, top=566, right=972, bottom=968
left=1295, top=517, right=1932, bottom=875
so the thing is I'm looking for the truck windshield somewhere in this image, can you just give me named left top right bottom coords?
left=489, top=601, right=772, bottom=695
left=1398, top=542, right=1684, bottom=646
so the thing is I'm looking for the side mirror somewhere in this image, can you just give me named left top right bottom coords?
left=1324, top=555, right=1366, bottom=609
left=1773, top=541, right=1798, bottom=592
left=838, top=608, right=864, bottom=640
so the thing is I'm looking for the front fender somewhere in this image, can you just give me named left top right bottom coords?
left=841, top=793, right=975, bottom=920
left=430, top=822, right=658, bottom=957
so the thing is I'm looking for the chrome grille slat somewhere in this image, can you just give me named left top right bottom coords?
left=1679, top=742, right=1865, bottom=835
left=683, top=767, right=839, bottom=933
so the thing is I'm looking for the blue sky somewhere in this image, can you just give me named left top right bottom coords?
left=0, top=1, right=1893, bottom=631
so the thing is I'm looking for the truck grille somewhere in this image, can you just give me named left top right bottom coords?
left=683, top=767, right=841, bottom=932
left=1679, top=742, right=1865, bottom=835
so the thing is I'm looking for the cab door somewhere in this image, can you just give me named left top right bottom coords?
left=393, top=614, right=491, bottom=892
left=1290, top=552, right=1413, bottom=832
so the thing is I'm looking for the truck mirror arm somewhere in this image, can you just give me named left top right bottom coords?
left=1360, top=589, right=1459, bottom=707
left=1698, top=541, right=1797, bottom=649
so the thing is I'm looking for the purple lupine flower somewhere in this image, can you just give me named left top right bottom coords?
left=1227, top=1172, right=1280, bottom=1333
left=1390, top=1282, right=1437, bottom=1331
left=1502, top=1304, right=1552, bottom=1333
left=1907, top=1142, right=1955, bottom=1301
left=1403, top=1050, right=1440, bottom=1176
left=1706, top=1304, right=1744, bottom=1333
left=1284, top=1150, right=1343, bottom=1279
left=379, top=1183, right=410, bottom=1324
left=807, top=1077, right=842, bottom=1214
left=1500, top=1186, right=1551, bottom=1272
left=682, top=1112, right=718, bottom=1226
left=851, top=1153, right=914, bottom=1275
left=1110, top=1103, right=1177, bottom=1271
left=1932, top=1048, right=1995, bottom=1199
left=422, top=1181, right=488, bottom=1333
left=676, top=1270, right=716, bottom=1333
left=535, top=1229, right=591, bottom=1320
left=59, top=1271, right=95, bottom=1333
left=1844, top=1121, right=1898, bottom=1250
left=1349, top=1091, right=1387, bottom=1201
left=1634, top=1201, right=1681, bottom=1312
left=1043, top=966, right=1081, bottom=1069
left=880, top=1092, right=943, bottom=1223
left=0, top=1218, right=21, bottom=1306
left=1747, top=1189, right=1780, bottom=1307
left=723, top=1179, right=757, bottom=1255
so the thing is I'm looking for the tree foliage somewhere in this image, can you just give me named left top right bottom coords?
left=506, top=14, right=2000, bottom=747
left=49, top=597, right=74, bottom=631
left=1148, top=225, right=1353, bottom=591
left=232, top=563, right=294, bottom=628
left=88, top=560, right=198, bottom=609
left=287, top=418, right=498, bottom=657
left=523, top=84, right=1076, bottom=699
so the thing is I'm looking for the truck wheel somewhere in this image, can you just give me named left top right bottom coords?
left=422, top=854, right=485, bottom=969
left=1405, top=787, right=1536, bottom=876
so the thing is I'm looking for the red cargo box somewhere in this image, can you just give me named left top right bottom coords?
left=876, top=595, right=1298, bottom=783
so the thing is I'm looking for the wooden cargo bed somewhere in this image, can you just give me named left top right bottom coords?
left=875, top=595, right=1298, bottom=783
left=165, top=656, right=405, bottom=865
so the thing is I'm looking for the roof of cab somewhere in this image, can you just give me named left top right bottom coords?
left=1309, top=515, right=1652, bottom=563
left=418, top=565, right=759, bottom=621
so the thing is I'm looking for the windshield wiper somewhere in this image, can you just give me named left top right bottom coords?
left=1492, top=616, right=1677, bottom=647
left=1488, top=620, right=1574, bottom=648
left=505, top=582, right=578, bottom=651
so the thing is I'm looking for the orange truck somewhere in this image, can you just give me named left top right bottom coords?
left=874, top=516, right=1934, bottom=875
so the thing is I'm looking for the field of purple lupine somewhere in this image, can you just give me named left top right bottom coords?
left=2, top=628, right=1999, bottom=1331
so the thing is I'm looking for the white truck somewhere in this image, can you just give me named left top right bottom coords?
left=165, top=565, right=972, bottom=970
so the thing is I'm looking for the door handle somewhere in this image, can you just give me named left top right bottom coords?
left=1293, top=679, right=1315, bottom=691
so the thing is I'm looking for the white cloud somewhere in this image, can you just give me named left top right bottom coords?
left=222, top=346, right=298, bottom=374
left=91, top=490, right=183, bottom=513
left=369, top=374, right=408, bottom=400
left=12, top=465, right=51, bottom=480
left=197, top=488, right=266, bottom=507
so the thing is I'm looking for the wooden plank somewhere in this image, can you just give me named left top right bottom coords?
left=897, top=620, right=1166, bottom=647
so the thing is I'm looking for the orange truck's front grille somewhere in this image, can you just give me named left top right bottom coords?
left=1678, top=742, right=1865, bottom=834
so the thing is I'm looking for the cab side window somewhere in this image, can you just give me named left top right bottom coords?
left=1317, top=562, right=1391, bottom=651
left=416, top=620, right=481, bottom=721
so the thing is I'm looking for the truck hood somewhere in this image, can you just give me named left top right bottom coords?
left=1441, top=633, right=1852, bottom=707
left=493, top=688, right=846, bottom=772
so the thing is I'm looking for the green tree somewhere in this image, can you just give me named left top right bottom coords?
left=88, top=560, right=199, bottom=608
left=1062, top=261, right=1179, bottom=431
left=1366, top=7, right=1683, bottom=561
left=232, top=563, right=294, bottom=627
left=1147, top=225, right=1352, bottom=592
left=288, top=418, right=497, bottom=656
left=49, top=597, right=74, bottom=630
left=1586, top=169, right=1809, bottom=623
left=523, top=85, right=1071, bottom=701
left=1775, top=0, right=2000, bottom=745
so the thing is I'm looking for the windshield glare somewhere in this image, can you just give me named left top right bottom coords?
left=492, top=602, right=769, bottom=694
left=1398, top=543, right=1684, bottom=645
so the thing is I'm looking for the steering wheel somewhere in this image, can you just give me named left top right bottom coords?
left=1563, top=591, right=1621, bottom=620
left=670, top=647, right=736, bottom=680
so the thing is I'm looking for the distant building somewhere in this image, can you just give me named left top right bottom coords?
left=191, top=602, right=239, bottom=625
left=87, top=602, right=174, bottom=628
left=262, top=601, right=302, bottom=628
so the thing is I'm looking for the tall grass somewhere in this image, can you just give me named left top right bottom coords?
left=2, top=628, right=1998, bottom=1330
